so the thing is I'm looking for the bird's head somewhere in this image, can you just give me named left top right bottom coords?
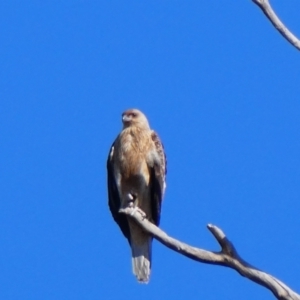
left=122, top=109, right=150, bottom=129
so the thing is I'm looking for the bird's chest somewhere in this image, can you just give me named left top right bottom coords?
left=117, top=133, right=150, bottom=178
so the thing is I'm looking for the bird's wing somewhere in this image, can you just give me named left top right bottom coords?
left=107, top=141, right=131, bottom=244
left=149, top=130, right=167, bottom=226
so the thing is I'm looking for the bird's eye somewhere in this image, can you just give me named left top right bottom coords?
left=132, top=113, right=137, bottom=117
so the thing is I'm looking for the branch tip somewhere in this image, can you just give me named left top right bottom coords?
left=252, top=0, right=300, bottom=51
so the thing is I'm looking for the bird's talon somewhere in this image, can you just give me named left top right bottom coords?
left=137, top=208, right=146, bottom=218
left=129, top=207, right=146, bottom=219
left=130, top=207, right=138, bottom=216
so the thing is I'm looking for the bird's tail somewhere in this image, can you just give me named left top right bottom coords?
left=131, top=235, right=152, bottom=283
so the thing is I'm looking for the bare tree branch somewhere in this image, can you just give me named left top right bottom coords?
left=120, top=206, right=300, bottom=300
left=252, top=0, right=300, bottom=51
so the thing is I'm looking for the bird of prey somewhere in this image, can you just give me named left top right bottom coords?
left=107, top=108, right=166, bottom=283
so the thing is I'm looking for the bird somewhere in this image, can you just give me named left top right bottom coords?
left=107, top=108, right=166, bottom=283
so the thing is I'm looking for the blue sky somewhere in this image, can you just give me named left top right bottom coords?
left=1, top=1, right=300, bottom=299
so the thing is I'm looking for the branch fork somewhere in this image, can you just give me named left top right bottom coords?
left=120, top=206, right=300, bottom=300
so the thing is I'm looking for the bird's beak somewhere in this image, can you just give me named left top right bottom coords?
left=122, top=115, right=131, bottom=122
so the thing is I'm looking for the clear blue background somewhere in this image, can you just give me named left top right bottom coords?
left=1, top=1, right=300, bottom=299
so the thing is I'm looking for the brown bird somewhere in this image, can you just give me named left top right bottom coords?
left=107, top=109, right=166, bottom=283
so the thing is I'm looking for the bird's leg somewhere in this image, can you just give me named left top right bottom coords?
left=124, top=193, right=146, bottom=219
left=119, top=193, right=147, bottom=219
left=126, top=193, right=136, bottom=207
left=120, top=193, right=136, bottom=209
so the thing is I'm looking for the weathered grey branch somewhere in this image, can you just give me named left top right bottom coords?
left=120, top=206, right=300, bottom=300
left=252, top=0, right=300, bottom=51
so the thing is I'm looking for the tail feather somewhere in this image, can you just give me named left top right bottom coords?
left=131, top=237, right=152, bottom=283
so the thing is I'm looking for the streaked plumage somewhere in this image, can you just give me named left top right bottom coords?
left=107, top=109, right=166, bottom=283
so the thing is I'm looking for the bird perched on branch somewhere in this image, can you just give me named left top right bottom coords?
left=107, top=108, right=166, bottom=283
